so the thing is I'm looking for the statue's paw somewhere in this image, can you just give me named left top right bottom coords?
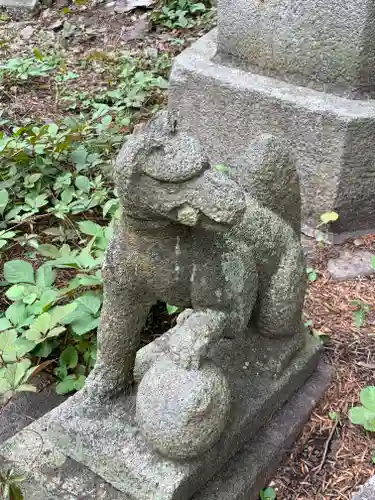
left=83, top=370, right=129, bottom=403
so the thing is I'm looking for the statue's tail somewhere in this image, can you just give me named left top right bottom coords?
left=230, top=135, right=301, bottom=234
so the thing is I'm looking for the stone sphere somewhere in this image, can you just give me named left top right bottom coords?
left=136, top=357, right=231, bottom=460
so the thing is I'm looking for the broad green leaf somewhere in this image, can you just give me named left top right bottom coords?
left=13, top=337, right=35, bottom=356
left=4, top=260, right=35, bottom=284
left=0, top=330, right=18, bottom=362
left=348, top=406, right=374, bottom=425
left=71, top=316, right=100, bottom=336
left=71, top=147, right=88, bottom=170
left=364, top=415, right=375, bottom=432
left=32, top=339, right=56, bottom=358
left=15, top=383, right=37, bottom=394
left=354, top=309, right=366, bottom=328
left=49, top=303, right=77, bottom=329
left=77, top=275, right=102, bottom=287
left=0, top=331, right=32, bottom=362
left=46, top=326, right=66, bottom=338
left=0, top=317, right=12, bottom=331
left=75, top=175, right=91, bottom=193
left=22, top=292, right=37, bottom=305
left=39, top=289, right=58, bottom=309
left=48, top=123, right=59, bottom=137
left=0, top=359, right=34, bottom=393
left=0, top=188, right=9, bottom=216
left=76, top=294, right=101, bottom=315
left=74, top=374, right=86, bottom=391
left=9, top=482, right=25, bottom=500
left=77, top=220, right=102, bottom=237
left=37, top=244, right=61, bottom=258
left=167, top=304, right=180, bottom=315
left=101, top=114, right=112, bottom=128
left=36, top=265, right=56, bottom=288
left=260, top=487, right=277, bottom=500
left=5, top=302, right=27, bottom=326
left=360, top=386, right=375, bottom=412
left=76, top=251, right=98, bottom=269
left=60, top=345, right=78, bottom=369
left=24, top=328, right=43, bottom=342
left=56, top=375, right=78, bottom=395
left=320, top=211, right=339, bottom=224
left=34, top=312, right=52, bottom=334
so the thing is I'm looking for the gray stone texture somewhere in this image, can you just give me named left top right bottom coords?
left=0, top=0, right=36, bottom=7
left=328, top=250, right=375, bottom=280
left=193, top=360, right=332, bottom=500
left=217, top=0, right=375, bottom=94
left=353, top=475, right=375, bottom=500
left=0, top=111, right=324, bottom=499
left=0, top=360, right=330, bottom=500
left=168, top=29, right=375, bottom=237
left=85, top=110, right=307, bottom=408
left=0, top=374, right=66, bottom=446
left=1, top=332, right=321, bottom=500
left=136, top=357, right=232, bottom=460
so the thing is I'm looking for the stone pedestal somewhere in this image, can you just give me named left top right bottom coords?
left=0, top=333, right=330, bottom=500
left=169, top=10, right=375, bottom=239
left=0, top=0, right=37, bottom=7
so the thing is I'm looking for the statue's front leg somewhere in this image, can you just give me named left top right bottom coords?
left=134, top=308, right=227, bottom=382
left=84, top=278, right=152, bottom=401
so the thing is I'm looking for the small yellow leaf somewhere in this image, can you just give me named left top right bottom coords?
left=320, top=211, right=339, bottom=224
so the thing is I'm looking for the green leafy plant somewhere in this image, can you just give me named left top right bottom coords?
left=349, top=386, right=375, bottom=432
left=350, top=299, right=370, bottom=328
left=260, top=487, right=277, bottom=500
left=328, top=411, right=340, bottom=423
left=0, top=468, right=25, bottom=500
left=314, top=211, right=339, bottom=244
left=152, top=0, right=211, bottom=28
left=304, top=319, right=330, bottom=345
left=306, top=267, right=318, bottom=282
left=0, top=51, right=60, bottom=83
left=0, top=44, right=171, bottom=399
left=166, top=304, right=181, bottom=315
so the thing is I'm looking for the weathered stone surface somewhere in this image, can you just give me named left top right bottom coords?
left=0, top=359, right=329, bottom=500
left=168, top=29, right=375, bottom=237
left=328, top=250, right=375, bottom=280
left=0, top=374, right=66, bottom=446
left=136, top=357, right=232, bottom=460
left=85, top=111, right=306, bottom=412
left=217, top=0, right=375, bottom=95
left=0, top=442, right=127, bottom=500
left=353, top=475, right=375, bottom=500
left=1, top=332, right=320, bottom=500
left=193, top=360, right=332, bottom=500
left=0, top=0, right=36, bottom=7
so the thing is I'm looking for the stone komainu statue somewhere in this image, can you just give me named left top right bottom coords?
left=84, top=111, right=306, bottom=459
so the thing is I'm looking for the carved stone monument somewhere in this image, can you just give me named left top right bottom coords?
left=0, top=0, right=37, bottom=7
left=0, top=111, right=330, bottom=499
left=169, top=0, right=375, bottom=241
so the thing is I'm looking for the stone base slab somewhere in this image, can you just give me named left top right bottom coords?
left=168, top=29, right=375, bottom=237
left=0, top=0, right=36, bottom=7
left=1, top=331, right=320, bottom=500
left=352, top=476, right=375, bottom=499
left=0, top=360, right=331, bottom=500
